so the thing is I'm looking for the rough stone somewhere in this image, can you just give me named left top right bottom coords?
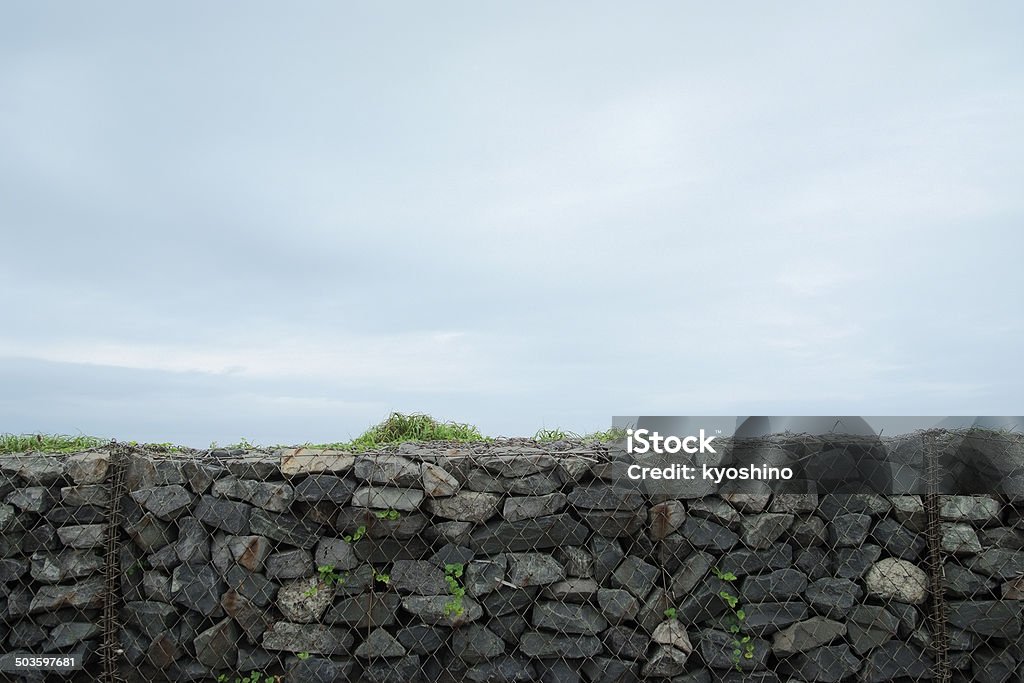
left=277, top=576, right=334, bottom=622
left=352, top=486, right=424, bottom=511
left=325, top=594, right=402, bottom=628
left=779, top=644, right=860, bottom=683
left=860, top=641, right=934, bottom=682
left=194, top=618, right=239, bottom=669
left=698, top=629, right=770, bottom=671
left=833, top=545, right=883, bottom=579
left=193, top=495, right=252, bottom=535
left=448, top=623, right=505, bottom=663
left=502, top=493, right=567, bottom=522
left=742, top=568, right=808, bottom=602
left=681, top=518, right=739, bottom=551
left=828, top=513, right=871, bottom=547
left=130, top=485, right=195, bottom=520
left=397, top=624, right=447, bottom=654
left=60, top=484, right=110, bottom=507
left=648, top=500, right=686, bottom=540
left=789, top=516, right=828, bottom=547
left=519, top=631, right=602, bottom=658
left=56, top=524, right=105, bottom=548
left=29, top=550, right=102, bottom=584
left=29, top=577, right=104, bottom=613
left=940, top=495, right=1001, bottom=524
left=941, top=522, right=983, bottom=554
left=401, top=594, right=483, bottom=626
left=66, top=452, right=109, bottom=485
left=580, top=509, right=645, bottom=537
left=947, top=600, right=1022, bottom=637
left=805, top=578, right=864, bottom=616
left=211, top=477, right=294, bottom=512
left=280, top=448, right=355, bottom=476
left=871, top=518, right=925, bottom=560
left=741, top=513, right=794, bottom=549
left=421, top=463, right=460, bottom=497
left=470, top=514, right=589, bottom=553
left=818, top=493, right=890, bottom=519
left=465, top=555, right=507, bottom=597
left=688, top=498, right=742, bottom=529
left=314, top=538, right=360, bottom=571
left=356, top=627, right=407, bottom=658
left=771, top=616, right=846, bottom=655
left=612, top=555, right=658, bottom=599
left=532, top=601, right=608, bottom=635
left=286, top=657, right=357, bottom=683
left=262, top=622, right=354, bottom=654
left=507, top=552, right=565, bottom=587
left=292, top=474, right=355, bottom=503
left=355, top=454, right=422, bottom=486
left=0, top=454, right=64, bottom=484
left=943, top=563, right=996, bottom=597
left=171, top=564, right=224, bottom=617
left=362, top=655, right=422, bottom=683
left=846, top=605, right=900, bottom=654
left=567, top=484, right=644, bottom=510
left=969, top=548, right=1024, bottom=579
left=718, top=546, right=792, bottom=576
left=720, top=491, right=771, bottom=513
left=479, top=453, right=556, bottom=477
left=6, top=486, right=55, bottom=513
left=392, top=559, right=448, bottom=594
left=865, top=558, right=928, bottom=604
left=642, top=645, right=690, bottom=678
left=598, top=588, right=640, bottom=623
left=265, top=548, right=314, bottom=579
left=427, top=491, right=501, bottom=523
left=770, top=493, right=819, bottom=514
left=741, top=601, right=810, bottom=636
left=250, top=509, right=320, bottom=548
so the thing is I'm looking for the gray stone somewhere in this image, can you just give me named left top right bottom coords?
left=943, top=563, right=996, bottom=597
left=362, top=655, right=422, bottom=683
left=581, top=658, right=639, bottom=683
left=175, top=517, right=211, bottom=564
left=648, top=500, right=686, bottom=540
left=0, top=557, right=29, bottom=582
left=890, top=495, right=927, bottom=531
left=397, top=624, right=447, bottom=654
left=47, top=622, right=100, bottom=649
left=421, top=463, right=460, bottom=497
left=480, top=453, right=556, bottom=476
left=864, top=558, right=928, bottom=604
left=770, top=493, right=819, bottom=514
left=828, top=513, right=871, bottom=547
left=66, top=452, right=108, bottom=485
left=250, top=509, right=320, bottom=548
left=426, top=520, right=473, bottom=545
left=818, top=493, right=890, bottom=519
left=277, top=576, right=334, bottom=622
left=29, top=550, right=102, bottom=584
left=789, top=516, right=827, bottom=547
left=940, top=522, right=983, bottom=554
left=741, top=601, right=810, bottom=636
left=480, top=586, right=540, bottom=617
left=681, top=518, right=739, bottom=551
left=286, top=657, right=357, bottom=683
left=352, top=486, right=424, bottom=511
left=795, top=548, right=831, bottom=580
left=598, top=588, right=640, bottom=623
left=171, top=564, right=224, bottom=616
left=742, top=568, right=808, bottom=602
left=427, top=491, right=501, bottom=523
left=181, top=460, right=223, bottom=494
left=392, top=559, right=448, bottom=594
left=262, top=622, right=354, bottom=654
left=947, top=600, right=1022, bottom=637
left=833, top=545, right=882, bottom=579
left=61, top=485, right=110, bottom=507
left=567, top=484, right=644, bottom=510
left=860, top=641, right=934, bottom=682
left=325, top=594, right=402, bottom=628
left=122, top=600, right=177, bottom=639
left=580, top=509, right=645, bottom=537
left=356, top=627, right=406, bottom=658
left=805, top=578, right=863, bottom=616
left=313, top=538, right=360, bottom=571
left=720, top=491, right=771, bottom=513
left=56, top=524, right=105, bottom=548
left=719, top=546, right=793, bottom=576
left=225, top=566, right=277, bottom=607
left=507, top=552, right=565, bottom=586
left=130, top=485, right=195, bottom=519
left=698, top=628, right=769, bottom=671
left=221, top=588, right=273, bottom=642
left=401, top=594, right=483, bottom=626
left=266, top=548, right=314, bottom=579
left=779, top=644, right=860, bottom=683
left=612, top=555, right=658, bottom=599
left=6, top=486, right=54, bottom=513
left=28, top=577, right=105, bottom=613
left=642, top=645, right=690, bottom=677
left=355, top=537, right=432, bottom=563
left=871, top=518, right=925, bottom=560
left=675, top=578, right=732, bottom=623
left=223, top=535, right=270, bottom=571
left=532, top=601, right=608, bottom=635
left=431, top=542, right=474, bottom=567
left=969, top=548, right=1024, bottom=579
left=470, top=514, right=589, bottom=553
left=771, top=616, right=845, bottom=655
left=48, top=504, right=107, bottom=526
left=591, top=535, right=624, bottom=583
left=652, top=618, right=693, bottom=652
left=452, top=624, right=505, bottom=663
left=193, top=495, right=252, bottom=535
left=519, top=630, right=602, bottom=658
left=125, top=454, right=184, bottom=489
left=980, top=527, right=1024, bottom=550
left=502, top=493, right=566, bottom=522
left=465, top=555, right=507, bottom=597
left=669, top=551, right=714, bottom=600
left=742, top=513, right=794, bottom=549
left=355, top=454, right=422, bottom=486
left=194, top=618, right=239, bottom=669
left=211, top=477, right=294, bottom=512
left=0, top=454, right=64, bottom=484
left=279, top=448, right=355, bottom=476
left=846, top=605, right=900, bottom=654
left=687, top=498, right=741, bottom=529
left=293, top=474, right=355, bottom=503
left=940, top=495, right=1001, bottom=524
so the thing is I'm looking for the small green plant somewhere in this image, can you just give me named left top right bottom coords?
left=296, top=652, right=310, bottom=661
left=343, top=525, right=367, bottom=543
left=443, top=563, right=466, bottom=617
left=375, top=571, right=391, bottom=585
left=124, top=559, right=148, bottom=577
left=712, top=567, right=754, bottom=670
left=375, top=509, right=401, bottom=521
left=303, top=564, right=346, bottom=597
left=663, top=607, right=677, bottom=620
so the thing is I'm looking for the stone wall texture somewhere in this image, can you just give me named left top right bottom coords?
left=1, top=437, right=1023, bottom=682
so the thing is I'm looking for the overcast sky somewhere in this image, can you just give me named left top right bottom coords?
left=2, top=3, right=1022, bottom=446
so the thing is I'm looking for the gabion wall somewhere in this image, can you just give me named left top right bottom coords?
left=1, top=438, right=1023, bottom=682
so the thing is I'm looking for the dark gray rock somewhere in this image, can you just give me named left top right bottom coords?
left=972, top=650, right=1017, bottom=683
left=669, top=551, right=714, bottom=600
left=293, top=474, right=355, bottom=503
left=942, top=563, right=996, bottom=597
left=941, top=522, right=983, bottom=554
left=580, top=509, right=646, bottom=537
left=532, top=601, right=608, bottom=635
left=688, top=498, right=741, bottom=529
left=770, top=616, right=845, bottom=655
left=872, top=518, right=926, bottom=559
left=940, top=495, right=1001, bottom=524
left=580, top=658, right=639, bottom=683
left=642, top=645, right=690, bottom=677
left=225, top=565, right=277, bottom=607
left=741, top=513, right=794, bottom=549
left=519, top=630, right=602, bottom=658
left=480, top=453, right=556, bottom=477
left=860, top=641, right=934, bottom=682
left=832, top=545, right=882, bottom=579
left=567, top=484, right=644, bottom=510
left=681, top=518, right=739, bottom=551
left=795, top=548, right=831, bottom=580
left=846, top=605, right=900, bottom=654
left=6, top=486, right=54, bottom=513
left=325, top=593, right=402, bottom=628
left=46, top=622, right=100, bottom=649
left=818, top=493, right=890, bottom=519
left=28, top=577, right=104, bottom=613
left=211, top=477, right=294, bottom=512
left=612, top=555, right=658, bottom=599
left=193, top=618, right=239, bottom=669
left=778, top=644, right=860, bottom=682
left=396, top=624, right=448, bottom=654
left=355, top=627, right=406, bottom=658
left=481, top=586, right=540, bottom=617
left=465, top=555, right=507, bottom=597
left=28, top=550, right=101, bottom=584
left=451, top=624, right=505, bottom=663
left=698, top=629, right=769, bottom=671
left=470, top=514, right=589, bottom=553
left=742, top=568, right=807, bottom=602
left=590, top=535, right=625, bottom=583
left=171, top=564, right=224, bottom=617
left=175, top=517, right=211, bottom=565
left=489, top=613, right=529, bottom=645
left=947, top=600, right=1022, bottom=637
left=392, top=559, right=448, bottom=594
left=286, top=657, right=357, bottom=683
left=401, top=595, right=483, bottom=626
left=57, top=523, right=105, bottom=549
left=804, top=578, right=863, bottom=616
left=675, top=578, right=731, bottom=623
left=250, top=509, right=321, bottom=549
left=351, top=486, right=424, bottom=511
left=262, top=622, right=354, bottom=655
left=427, top=491, right=501, bottom=523
left=181, top=460, right=223, bottom=495
left=502, top=493, right=567, bottom=522
left=265, top=548, right=313, bottom=579
left=314, top=537, right=359, bottom=571
left=193, top=495, right=252, bottom=535
left=789, top=516, right=828, bottom=547
left=130, top=485, right=195, bottom=520
left=220, top=588, right=273, bottom=642
left=355, top=453, right=422, bottom=486
left=464, top=656, right=536, bottom=683
left=740, top=601, right=809, bottom=636
left=718, top=546, right=792, bottom=576
left=969, top=548, right=1024, bottom=579
left=598, top=588, right=640, bottom=623
left=828, top=513, right=871, bottom=547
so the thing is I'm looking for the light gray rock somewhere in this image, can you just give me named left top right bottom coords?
left=742, top=513, right=795, bottom=549
left=687, top=498, right=742, bottom=529
left=130, top=485, right=195, bottom=519
left=507, top=552, right=565, bottom=587
left=277, top=576, right=334, bottom=622
left=262, top=622, right=354, bottom=654
left=250, top=509, right=320, bottom=548
left=940, top=496, right=1001, bottom=524
left=479, top=453, right=557, bottom=476
left=193, top=495, right=252, bottom=535
left=224, top=535, right=270, bottom=571
left=427, top=491, right=501, bottom=523
left=865, top=558, right=928, bottom=605
left=613, top=555, right=659, bottom=599
left=940, top=523, right=982, bottom=554
left=391, top=559, right=448, bottom=594
left=351, top=486, right=424, bottom=511
left=401, top=595, right=483, bottom=626
left=66, top=452, right=108, bottom=485
left=355, top=454, right=422, bottom=486
left=57, top=524, right=105, bottom=548
left=61, top=485, right=110, bottom=507
left=502, top=493, right=567, bottom=522
left=0, top=454, right=64, bottom=484
left=421, top=463, right=460, bottom=497
left=6, top=486, right=54, bottom=513
left=279, top=448, right=355, bottom=476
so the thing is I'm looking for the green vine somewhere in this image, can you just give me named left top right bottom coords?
left=302, top=564, right=347, bottom=597
left=712, top=567, right=754, bottom=670
left=216, top=673, right=279, bottom=683
left=375, top=508, right=401, bottom=521
left=443, top=563, right=466, bottom=617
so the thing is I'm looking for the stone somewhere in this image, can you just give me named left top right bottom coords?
left=940, top=495, right=1001, bottom=524
left=817, top=493, right=890, bottom=519
left=828, top=513, right=871, bottom=547
left=580, top=509, right=645, bottom=537
left=28, top=577, right=104, bottom=613
left=789, top=516, right=828, bottom=547
left=581, top=658, right=639, bottom=683
left=67, top=452, right=109, bottom=485
left=175, top=517, right=211, bottom=564
left=351, top=486, right=424, bottom=511
left=770, top=493, right=819, bottom=514
left=805, top=578, right=863, bottom=616
left=286, top=657, right=357, bottom=683
left=669, top=551, right=714, bottom=600
left=431, top=542, right=474, bottom=567
left=211, top=477, right=294, bottom=512
left=29, top=550, right=102, bottom=584
left=292, top=474, right=355, bottom=503
left=612, top=555, right=658, bottom=599
left=860, top=641, right=934, bottom=682
left=779, top=644, right=860, bottom=683
left=61, top=485, right=110, bottom=506
left=171, top=564, right=224, bottom=617
left=652, top=618, right=693, bottom=652
left=250, top=509, right=320, bottom=548
left=225, top=566, right=277, bottom=607
left=698, top=629, right=769, bottom=671
left=426, top=520, right=473, bottom=545
left=719, top=546, right=793, bottom=576
left=362, top=655, right=422, bottom=683
left=532, top=601, right=608, bottom=635
left=890, top=495, right=926, bottom=530
left=427, top=491, right=501, bottom=523
left=567, top=484, right=644, bottom=510
left=741, top=513, right=794, bottom=549
left=502, top=493, right=567, bottom=522
left=688, top=498, right=742, bottom=529
left=421, top=463, right=460, bottom=497
left=401, top=594, right=483, bottom=626
left=313, top=538, right=360, bottom=571
left=277, top=576, right=334, bottom=622
left=470, top=514, right=589, bottom=553
left=451, top=624, right=506, bottom=663
left=642, top=646, right=690, bottom=677
left=265, top=548, right=314, bottom=579
left=943, top=563, right=996, bottom=597
left=981, top=527, right=1024, bottom=550
left=833, top=545, right=883, bottom=579
left=48, top=504, right=107, bottom=525
left=603, top=625, right=649, bottom=659
left=795, top=548, right=831, bottom=580
left=223, top=535, right=270, bottom=571
left=0, top=454, right=64, bottom=484
left=741, top=602, right=809, bottom=636
left=130, top=485, right=195, bottom=520
left=221, top=589, right=272, bottom=642
left=721, top=491, right=771, bottom=513
left=6, top=486, right=54, bottom=513
left=1002, top=575, right=1024, bottom=599
left=947, top=600, right=1022, bottom=637
left=507, top=552, right=565, bottom=587
left=56, top=524, right=105, bottom=548
left=465, top=555, right=507, bottom=597
left=846, top=605, right=900, bottom=654
left=193, top=495, right=252, bottom=535
left=194, top=618, right=239, bottom=669
left=479, top=453, right=556, bottom=476
left=356, top=628, right=407, bottom=658
left=262, top=622, right=354, bottom=654
left=47, top=622, right=100, bottom=649
left=648, top=500, right=686, bottom=540
left=325, top=594, right=402, bottom=628
left=355, top=537, right=431, bottom=563
left=969, top=548, right=1024, bottom=579
left=0, top=557, right=29, bottom=582
left=771, top=617, right=846, bottom=655
left=865, top=558, right=928, bottom=604
left=122, top=600, right=177, bottom=638
left=681, top=518, right=739, bottom=551
left=481, top=586, right=540, bottom=618
left=355, top=454, right=422, bottom=486
left=742, top=568, right=808, bottom=602
left=397, top=624, right=448, bottom=654
left=391, top=559, right=448, bottom=594
left=598, top=588, right=640, bottom=623
left=181, top=461, right=223, bottom=494
left=941, top=523, right=983, bottom=554
left=675, top=578, right=732, bottom=623
left=871, top=518, right=925, bottom=560
left=519, top=631, right=602, bottom=658
left=279, top=448, right=355, bottom=476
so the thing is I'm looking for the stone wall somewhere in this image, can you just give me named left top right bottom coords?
left=1, top=439, right=1023, bottom=682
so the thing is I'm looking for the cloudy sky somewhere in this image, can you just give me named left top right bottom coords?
left=2, top=3, right=1022, bottom=446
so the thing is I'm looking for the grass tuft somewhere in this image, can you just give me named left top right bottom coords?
left=345, top=412, right=485, bottom=451
left=0, top=433, right=107, bottom=455
left=534, top=426, right=627, bottom=443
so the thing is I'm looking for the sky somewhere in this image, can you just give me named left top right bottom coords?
left=1, top=3, right=1022, bottom=447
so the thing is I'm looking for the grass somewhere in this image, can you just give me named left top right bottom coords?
left=534, top=426, right=628, bottom=443
left=0, top=433, right=107, bottom=454
left=322, top=412, right=487, bottom=452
